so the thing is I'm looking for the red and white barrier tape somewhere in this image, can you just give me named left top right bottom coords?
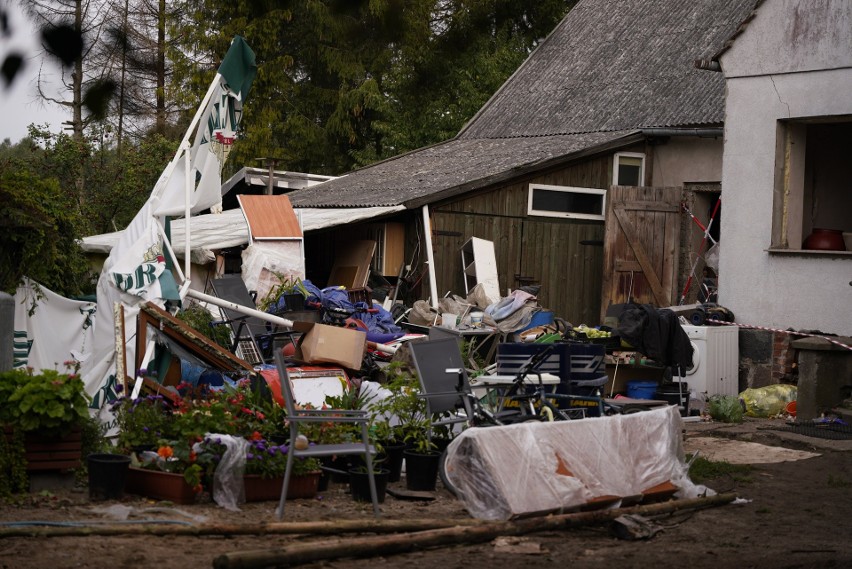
left=706, top=319, right=852, bottom=351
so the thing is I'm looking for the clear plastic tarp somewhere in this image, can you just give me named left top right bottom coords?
left=443, top=405, right=706, bottom=520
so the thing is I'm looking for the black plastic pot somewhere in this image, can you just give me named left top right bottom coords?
left=88, top=453, right=131, bottom=501
left=348, top=467, right=388, bottom=503
left=403, top=450, right=441, bottom=491
left=380, top=441, right=406, bottom=483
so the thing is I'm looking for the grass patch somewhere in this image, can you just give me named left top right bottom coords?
left=827, top=474, right=851, bottom=488
left=688, top=455, right=753, bottom=484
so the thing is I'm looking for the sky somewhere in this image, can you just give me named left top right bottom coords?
left=1, top=1, right=68, bottom=143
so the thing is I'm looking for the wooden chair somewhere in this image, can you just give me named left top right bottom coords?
left=273, top=350, right=380, bottom=519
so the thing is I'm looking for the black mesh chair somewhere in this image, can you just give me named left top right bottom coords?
left=210, top=275, right=288, bottom=364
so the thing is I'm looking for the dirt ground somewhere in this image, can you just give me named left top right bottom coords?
left=1, top=417, right=851, bottom=569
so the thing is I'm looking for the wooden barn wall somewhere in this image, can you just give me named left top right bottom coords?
left=431, top=154, right=613, bottom=324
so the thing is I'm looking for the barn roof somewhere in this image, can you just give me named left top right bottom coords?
left=289, top=0, right=759, bottom=209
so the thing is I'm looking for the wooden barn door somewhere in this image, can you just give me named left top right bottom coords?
left=600, top=186, right=682, bottom=321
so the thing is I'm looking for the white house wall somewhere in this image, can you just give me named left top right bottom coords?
left=719, top=0, right=852, bottom=336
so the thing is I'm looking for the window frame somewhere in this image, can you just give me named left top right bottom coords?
left=770, top=116, right=852, bottom=254
left=612, top=151, right=646, bottom=186
left=527, top=183, right=607, bottom=221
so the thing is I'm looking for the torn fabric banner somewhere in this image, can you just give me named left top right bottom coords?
left=153, top=36, right=257, bottom=217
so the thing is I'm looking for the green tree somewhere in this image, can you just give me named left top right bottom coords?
left=0, top=155, right=93, bottom=296
left=168, top=0, right=574, bottom=176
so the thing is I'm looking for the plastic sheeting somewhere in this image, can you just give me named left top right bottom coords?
left=241, top=242, right=305, bottom=302
left=443, top=405, right=704, bottom=521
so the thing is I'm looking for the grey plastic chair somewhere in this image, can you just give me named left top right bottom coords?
left=273, top=350, right=380, bottom=519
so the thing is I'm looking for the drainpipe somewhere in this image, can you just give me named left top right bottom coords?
left=421, top=205, right=439, bottom=309
left=641, top=128, right=723, bottom=138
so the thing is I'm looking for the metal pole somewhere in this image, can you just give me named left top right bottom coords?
left=421, top=205, right=439, bottom=309
left=185, top=288, right=295, bottom=329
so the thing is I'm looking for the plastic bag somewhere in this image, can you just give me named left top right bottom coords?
left=207, top=434, right=250, bottom=511
left=739, top=384, right=797, bottom=418
left=707, top=395, right=744, bottom=423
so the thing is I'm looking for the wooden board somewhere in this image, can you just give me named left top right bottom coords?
left=238, top=194, right=302, bottom=240
left=328, top=240, right=376, bottom=288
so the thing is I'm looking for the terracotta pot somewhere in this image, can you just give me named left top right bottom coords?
left=803, top=228, right=845, bottom=251
left=125, top=467, right=197, bottom=504
left=243, top=472, right=320, bottom=502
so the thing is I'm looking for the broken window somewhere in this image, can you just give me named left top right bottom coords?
left=772, top=117, right=852, bottom=251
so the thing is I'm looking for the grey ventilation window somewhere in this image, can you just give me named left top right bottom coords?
left=527, top=184, right=606, bottom=221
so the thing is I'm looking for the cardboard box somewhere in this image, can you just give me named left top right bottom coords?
left=292, top=322, right=366, bottom=370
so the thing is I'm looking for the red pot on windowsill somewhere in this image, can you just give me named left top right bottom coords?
left=803, top=228, right=845, bottom=251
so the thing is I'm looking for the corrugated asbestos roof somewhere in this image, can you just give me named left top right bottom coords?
left=288, top=0, right=759, bottom=209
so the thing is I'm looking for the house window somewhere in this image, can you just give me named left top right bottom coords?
left=772, top=117, right=852, bottom=251
left=527, top=184, right=606, bottom=221
left=613, top=152, right=645, bottom=186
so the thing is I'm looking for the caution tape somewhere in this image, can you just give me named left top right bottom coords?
left=706, top=319, right=852, bottom=351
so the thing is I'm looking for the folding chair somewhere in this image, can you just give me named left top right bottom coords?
left=273, top=350, right=380, bottom=519
left=408, top=338, right=478, bottom=435
left=408, top=338, right=530, bottom=432
left=211, top=275, right=290, bottom=365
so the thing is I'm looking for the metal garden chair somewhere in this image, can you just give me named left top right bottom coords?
left=273, top=350, right=380, bottom=519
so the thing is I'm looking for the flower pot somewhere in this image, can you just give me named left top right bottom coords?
left=380, top=442, right=406, bottom=483
left=87, top=453, right=131, bottom=501
left=125, top=467, right=196, bottom=504
left=243, top=472, right=320, bottom=501
left=803, top=228, right=846, bottom=251
left=322, top=456, right=352, bottom=483
left=348, top=467, right=388, bottom=503
left=403, top=450, right=441, bottom=491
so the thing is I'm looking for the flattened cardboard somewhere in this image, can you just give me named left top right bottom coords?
left=292, top=321, right=366, bottom=370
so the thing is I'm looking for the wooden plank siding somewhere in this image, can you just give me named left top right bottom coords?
left=429, top=154, right=613, bottom=324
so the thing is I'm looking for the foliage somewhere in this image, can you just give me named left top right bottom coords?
left=0, top=158, right=94, bottom=296
left=168, top=0, right=575, bottom=176
left=114, top=376, right=295, bottom=488
left=0, top=363, right=91, bottom=437
left=370, top=362, right=432, bottom=452
left=0, top=428, right=28, bottom=499
left=257, top=274, right=310, bottom=313
left=176, top=302, right=232, bottom=348
left=195, top=434, right=321, bottom=481
left=111, top=394, right=176, bottom=451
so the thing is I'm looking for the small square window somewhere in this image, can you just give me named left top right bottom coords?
left=528, top=184, right=606, bottom=220
left=613, top=152, right=645, bottom=186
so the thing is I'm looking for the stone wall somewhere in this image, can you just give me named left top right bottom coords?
left=738, top=328, right=798, bottom=390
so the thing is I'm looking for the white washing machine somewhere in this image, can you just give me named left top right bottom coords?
left=680, top=325, right=739, bottom=397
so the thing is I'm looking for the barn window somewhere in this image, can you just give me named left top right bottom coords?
left=771, top=117, right=852, bottom=251
left=612, top=152, right=645, bottom=186
left=527, top=184, right=606, bottom=221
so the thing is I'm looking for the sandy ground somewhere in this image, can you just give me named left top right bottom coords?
left=1, top=416, right=851, bottom=569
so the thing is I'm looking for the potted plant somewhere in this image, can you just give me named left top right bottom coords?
left=0, top=362, right=91, bottom=492
left=371, top=363, right=444, bottom=492
left=257, top=273, right=310, bottom=314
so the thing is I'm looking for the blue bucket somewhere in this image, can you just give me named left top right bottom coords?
left=626, top=380, right=658, bottom=400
